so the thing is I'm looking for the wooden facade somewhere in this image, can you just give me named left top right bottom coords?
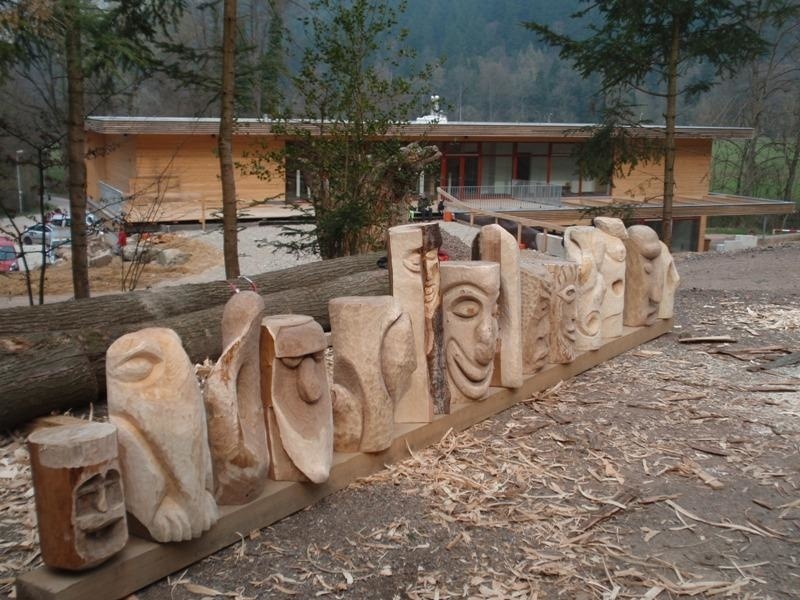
left=84, top=118, right=794, bottom=245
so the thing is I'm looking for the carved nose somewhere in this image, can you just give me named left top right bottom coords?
left=298, top=357, right=322, bottom=404
left=474, top=319, right=496, bottom=364
left=95, top=487, right=108, bottom=513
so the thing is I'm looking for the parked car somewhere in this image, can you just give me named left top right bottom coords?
left=49, top=212, right=98, bottom=228
left=0, top=236, right=16, bottom=272
left=21, top=223, right=70, bottom=247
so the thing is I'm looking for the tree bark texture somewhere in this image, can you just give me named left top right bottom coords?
left=0, top=269, right=389, bottom=430
left=65, top=0, right=90, bottom=299
left=661, top=17, right=680, bottom=250
left=219, top=0, right=240, bottom=279
left=0, top=252, right=383, bottom=335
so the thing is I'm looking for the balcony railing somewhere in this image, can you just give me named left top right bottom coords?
left=443, top=181, right=563, bottom=210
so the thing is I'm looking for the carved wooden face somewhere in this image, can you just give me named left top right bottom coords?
left=551, top=265, right=578, bottom=359
left=442, top=264, right=500, bottom=401
left=525, top=273, right=552, bottom=371
left=106, top=329, right=196, bottom=402
left=73, top=465, right=127, bottom=561
left=272, top=319, right=328, bottom=406
left=626, top=226, right=665, bottom=325
left=601, top=236, right=627, bottom=322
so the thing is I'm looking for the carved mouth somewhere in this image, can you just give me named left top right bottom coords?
left=446, top=339, right=493, bottom=400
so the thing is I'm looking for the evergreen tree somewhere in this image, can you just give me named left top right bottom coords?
left=526, top=0, right=799, bottom=247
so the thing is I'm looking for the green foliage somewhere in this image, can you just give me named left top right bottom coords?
left=246, top=0, right=437, bottom=259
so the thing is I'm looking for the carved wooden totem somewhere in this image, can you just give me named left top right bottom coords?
left=107, top=328, right=218, bottom=542
left=261, top=314, right=333, bottom=483
left=563, top=226, right=607, bottom=351
left=387, top=223, right=445, bottom=419
left=28, top=422, right=128, bottom=570
left=479, top=224, right=523, bottom=388
left=546, top=259, right=579, bottom=364
left=623, top=225, right=665, bottom=326
left=593, top=217, right=627, bottom=338
left=658, top=241, right=680, bottom=319
left=440, top=261, right=500, bottom=403
left=329, top=296, right=416, bottom=452
left=205, top=291, right=270, bottom=504
left=519, top=261, right=553, bottom=373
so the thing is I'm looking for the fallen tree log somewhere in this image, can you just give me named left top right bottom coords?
left=0, top=269, right=389, bottom=430
left=0, top=252, right=384, bottom=335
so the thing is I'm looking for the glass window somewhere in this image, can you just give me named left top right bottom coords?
left=551, top=156, right=579, bottom=188
left=444, top=142, right=479, bottom=154
left=552, top=143, right=576, bottom=156
left=517, top=142, right=548, bottom=154
left=516, top=156, right=547, bottom=182
left=481, top=156, right=513, bottom=191
left=482, top=142, right=513, bottom=155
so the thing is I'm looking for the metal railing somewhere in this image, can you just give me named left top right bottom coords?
left=443, top=181, right=563, bottom=210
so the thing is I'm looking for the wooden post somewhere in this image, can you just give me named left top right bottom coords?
left=28, top=423, right=128, bottom=571
left=469, top=213, right=474, bottom=226
left=516, top=223, right=522, bottom=244
left=696, top=215, right=707, bottom=252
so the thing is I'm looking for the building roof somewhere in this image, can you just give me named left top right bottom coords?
left=85, top=116, right=753, bottom=140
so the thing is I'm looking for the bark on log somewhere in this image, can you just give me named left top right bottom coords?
left=0, top=252, right=384, bottom=335
left=0, top=269, right=389, bottom=430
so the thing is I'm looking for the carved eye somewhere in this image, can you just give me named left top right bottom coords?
left=114, top=351, right=160, bottom=382
left=452, top=297, right=481, bottom=319
left=402, top=253, right=422, bottom=273
left=279, top=356, right=303, bottom=369
left=558, top=286, right=577, bottom=302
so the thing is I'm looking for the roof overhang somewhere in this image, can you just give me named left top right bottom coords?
left=85, top=116, right=753, bottom=140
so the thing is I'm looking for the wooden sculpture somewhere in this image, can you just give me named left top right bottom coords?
left=563, top=226, right=607, bottom=351
left=623, top=225, right=665, bottom=326
left=440, top=261, right=500, bottom=403
left=261, top=314, right=333, bottom=483
left=329, top=296, right=416, bottom=452
left=519, top=261, right=553, bottom=373
left=658, top=241, right=680, bottom=319
left=479, top=224, right=523, bottom=388
left=547, top=259, right=579, bottom=364
left=387, top=224, right=432, bottom=423
left=593, top=217, right=627, bottom=338
left=107, top=328, right=218, bottom=542
left=28, top=422, right=127, bottom=570
left=205, top=291, right=270, bottom=504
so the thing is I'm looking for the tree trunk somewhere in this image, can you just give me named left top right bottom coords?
left=0, top=252, right=383, bottom=335
left=219, top=0, right=240, bottom=279
left=65, top=0, right=90, bottom=299
left=0, top=269, right=389, bottom=430
left=661, top=17, right=680, bottom=250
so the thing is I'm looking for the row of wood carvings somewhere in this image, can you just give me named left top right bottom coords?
left=26, top=216, right=678, bottom=573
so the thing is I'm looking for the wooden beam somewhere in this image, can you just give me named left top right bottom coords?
left=16, top=320, right=673, bottom=600
left=696, top=215, right=707, bottom=252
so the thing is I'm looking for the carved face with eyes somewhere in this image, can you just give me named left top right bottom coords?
left=441, top=261, right=500, bottom=403
left=73, top=468, right=127, bottom=559
left=521, top=265, right=552, bottom=372
left=106, top=328, right=189, bottom=392
left=624, top=225, right=665, bottom=326
left=269, top=316, right=329, bottom=406
left=550, top=263, right=579, bottom=364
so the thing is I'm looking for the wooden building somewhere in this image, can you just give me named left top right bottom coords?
left=85, top=117, right=795, bottom=250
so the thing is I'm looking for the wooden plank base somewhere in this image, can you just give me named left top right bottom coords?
left=16, top=320, right=672, bottom=600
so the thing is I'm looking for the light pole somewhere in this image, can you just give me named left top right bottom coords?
left=15, top=149, right=23, bottom=214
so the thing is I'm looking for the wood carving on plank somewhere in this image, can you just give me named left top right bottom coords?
left=261, top=315, right=332, bottom=483
left=329, top=296, right=416, bottom=453
left=28, top=422, right=128, bottom=570
left=204, top=291, right=269, bottom=504
left=441, top=261, right=500, bottom=403
left=593, top=217, right=627, bottom=339
left=623, top=225, right=665, bottom=327
left=107, top=328, right=218, bottom=542
left=563, top=226, right=607, bottom=351
left=519, top=261, right=552, bottom=373
left=479, top=224, right=523, bottom=387
left=658, top=241, right=680, bottom=319
left=387, top=224, right=434, bottom=422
